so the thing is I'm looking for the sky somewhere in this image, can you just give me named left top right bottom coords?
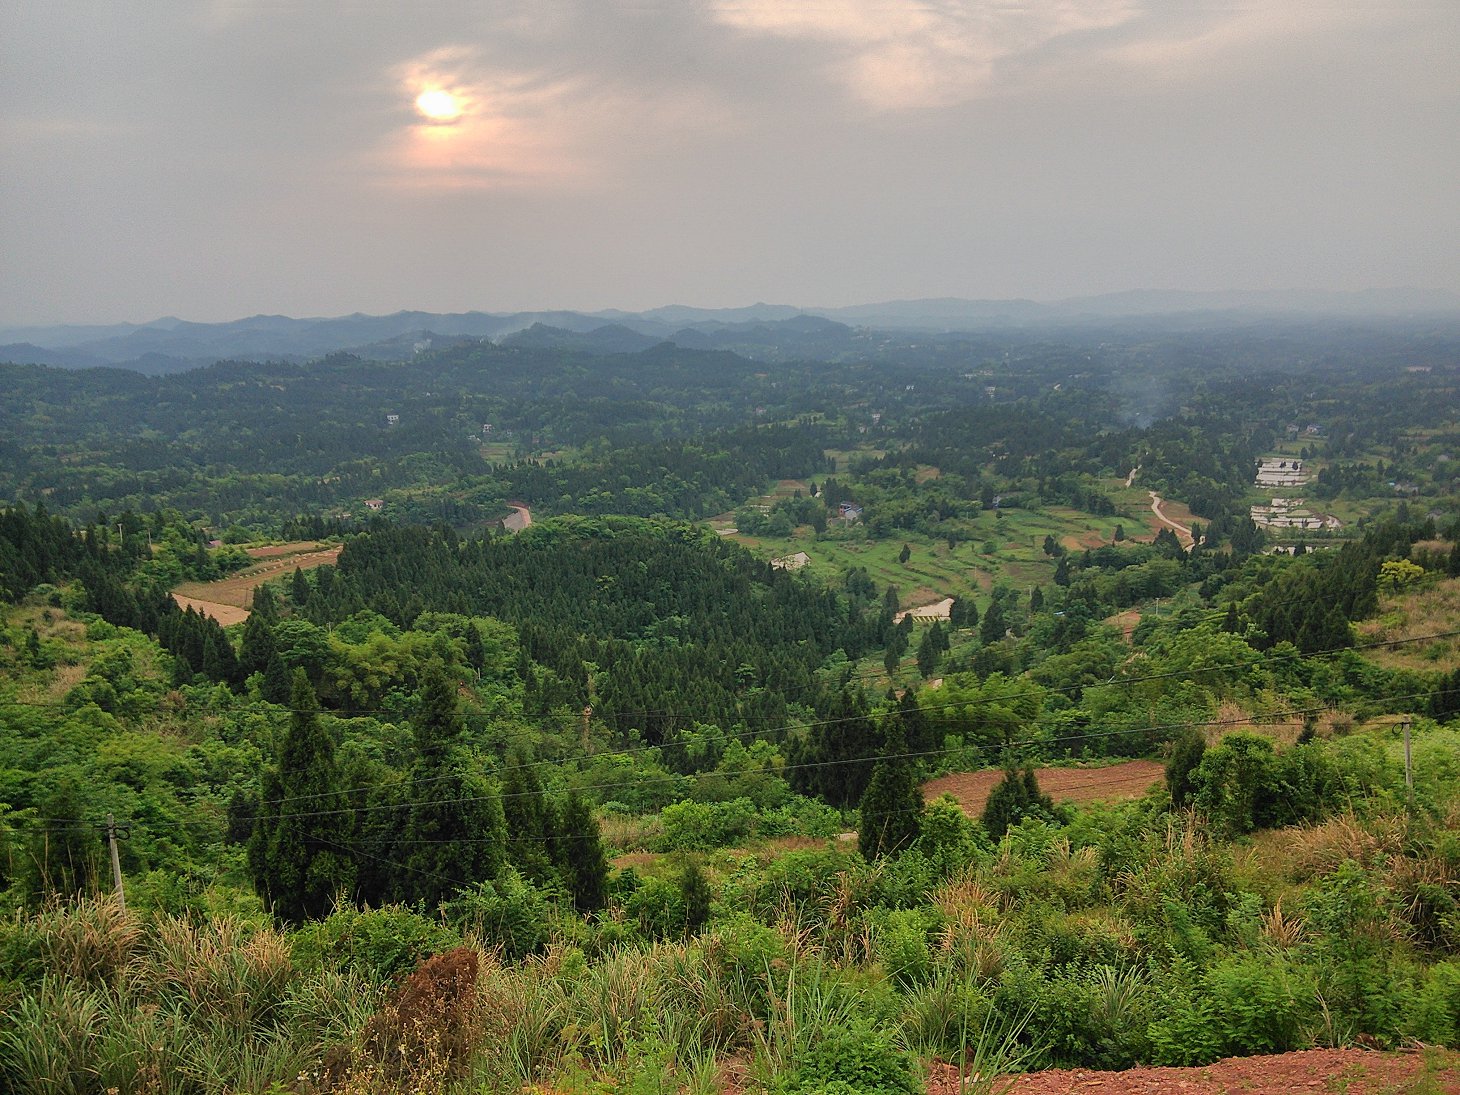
left=2, top=1, right=1457, bottom=324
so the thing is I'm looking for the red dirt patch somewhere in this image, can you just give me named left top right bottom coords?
left=923, top=1047, right=1460, bottom=1095
left=1105, top=609, right=1142, bottom=642
left=923, top=760, right=1165, bottom=816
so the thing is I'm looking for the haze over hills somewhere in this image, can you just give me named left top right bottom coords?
left=3, top=287, right=1458, bottom=373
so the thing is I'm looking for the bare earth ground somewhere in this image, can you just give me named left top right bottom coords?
left=171, top=541, right=340, bottom=624
left=923, top=1048, right=1460, bottom=1095
left=1148, top=491, right=1195, bottom=547
left=923, top=760, right=1166, bottom=815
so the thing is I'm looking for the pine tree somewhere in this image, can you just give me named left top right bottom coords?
left=1165, top=731, right=1206, bottom=808
left=980, top=765, right=1054, bottom=840
left=28, top=778, right=98, bottom=901
left=248, top=670, right=355, bottom=922
left=858, top=723, right=923, bottom=860
left=502, top=749, right=556, bottom=885
left=979, top=598, right=1007, bottom=645
left=291, top=567, right=310, bottom=606
left=555, top=791, right=609, bottom=913
left=396, top=662, right=508, bottom=908
left=1052, top=555, right=1070, bottom=587
left=915, top=629, right=936, bottom=678
left=239, top=613, right=277, bottom=678
left=678, top=859, right=712, bottom=936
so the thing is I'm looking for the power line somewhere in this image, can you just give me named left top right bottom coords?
left=241, top=626, right=1460, bottom=810
left=258, top=686, right=1447, bottom=824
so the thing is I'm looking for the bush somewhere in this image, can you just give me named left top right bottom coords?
left=290, top=904, right=461, bottom=983
left=659, top=797, right=757, bottom=851
left=444, top=870, right=551, bottom=959
left=871, top=908, right=935, bottom=989
left=771, top=1019, right=919, bottom=1095
left=1408, top=959, right=1460, bottom=1046
left=1148, top=956, right=1312, bottom=1065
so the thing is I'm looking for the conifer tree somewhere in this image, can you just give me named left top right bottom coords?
left=979, top=598, right=1007, bottom=645
left=858, top=723, right=923, bottom=860
left=916, top=627, right=940, bottom=678
left=291, top=566, right=310, bottom=606
left=555, top=791, right=609, bottom=913
left=678, top=859, right=712, bottom=936
left=396, top=662, right=508, bottom=908
left=788, top=687, right=880, bottom=807
left=28, top=778, right=98, bottom=901
left=239, top=612, right=277, bottom=678
left=248, top=670, right=355, bottom=922
left=1166, top=731, right=1207, bottom=808
left=501, top=749, right=556, bottom=885
left=980, top=764, right=1054, bottom=840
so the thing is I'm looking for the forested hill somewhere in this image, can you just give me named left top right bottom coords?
left=320, top=517, right=885, bottom=744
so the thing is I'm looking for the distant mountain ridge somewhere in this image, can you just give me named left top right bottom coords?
left=4, top=288, right=1457, bottom=373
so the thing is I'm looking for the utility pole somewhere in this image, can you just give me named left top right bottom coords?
left=104, top=813, right=127, bottom=910
left=1402, top=718, right=1414, bottom=812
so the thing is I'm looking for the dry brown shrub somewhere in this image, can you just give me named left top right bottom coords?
left=324, top=946, right=483, bottom=1093
left=1261, top=899, right=1307, bottom=949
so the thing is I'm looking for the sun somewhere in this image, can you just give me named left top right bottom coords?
left=414, top=88, right=464, bottom=123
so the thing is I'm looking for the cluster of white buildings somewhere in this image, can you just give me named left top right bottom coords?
left=1250, top=458, right=1342, bottom=534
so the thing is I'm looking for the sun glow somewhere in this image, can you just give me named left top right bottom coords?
left=414, top=88, right=464, bottom=123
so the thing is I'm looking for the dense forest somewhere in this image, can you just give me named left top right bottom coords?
left=3, top=319, right=1460, bottom=1093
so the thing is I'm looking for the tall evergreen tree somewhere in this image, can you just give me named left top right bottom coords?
left=555, top=791, right=609, bottom=914
left=858, top=723, right=924, bottom=860
left=501, top=749, right=556, bottom=885
left=28, top=778, right=98, bottom=901
left=788, top=686, right=880, bottom=807
left=980, top=765, right=1054, bottom=840
left=979, top=598, right=1007, bottom=645
left=395, top=663, right=508, bottom=909
left=248, top=670, right=355, bottom=922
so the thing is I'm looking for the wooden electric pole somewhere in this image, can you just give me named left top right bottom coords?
left=1401, top=718, right=1414, bottom=813
left=104, top=813, right=127, bottom=911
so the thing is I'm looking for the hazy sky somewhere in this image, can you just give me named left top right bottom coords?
left=3, top=1, right=1457, bottom=324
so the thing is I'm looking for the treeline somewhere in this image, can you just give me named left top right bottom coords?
left=316, top=517, right=884, bottom=745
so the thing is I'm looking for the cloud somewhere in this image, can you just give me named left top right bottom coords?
left=711, top=0, right=1141, bottom=109
left=375, top=45, right=594, bottom=189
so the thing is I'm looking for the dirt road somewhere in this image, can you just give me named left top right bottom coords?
left=1148, top=491, right=1194, bottom=547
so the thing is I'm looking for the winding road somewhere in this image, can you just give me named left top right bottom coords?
left=1148, top=490, right=1194, bottom=547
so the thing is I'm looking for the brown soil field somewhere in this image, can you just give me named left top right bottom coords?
left=927, top=1047, right=1460, bottom=1095
left=1105, top=609, right=1142, bottom=641
left=171, top=543, right=341, bottom=624
left=923, top=760, right=1165, bottom=815
left=171, top=595, right=250, bottom=627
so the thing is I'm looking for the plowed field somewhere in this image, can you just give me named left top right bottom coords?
left=171, top=541, right=340, bottom=625
left=923, top=759, right=1165, bottom=814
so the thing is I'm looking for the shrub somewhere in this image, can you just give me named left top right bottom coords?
left=444, top=870, right=551, bottom=959
left=770, top=1019, right=918, bottom=1095
left=290, top=904, right=461, bottom=983
left=659, top=797, right=757, bottom=851
left=871, top=908, right=935, bottom=989
left=1408, top=959, right=1460, bottom=1046
left=1148, top=956, right=1312, bottom=1065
